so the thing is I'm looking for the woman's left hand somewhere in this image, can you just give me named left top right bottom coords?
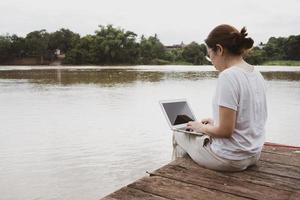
left=186, top=121, right=206, bottom=133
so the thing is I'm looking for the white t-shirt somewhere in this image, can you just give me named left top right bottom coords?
left=211, top=66, right=267, bottom=160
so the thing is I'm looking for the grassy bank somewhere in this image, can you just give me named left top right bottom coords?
left=262, top=60, right=300, bottom=66
left=144, top=59, right=193, bottom=65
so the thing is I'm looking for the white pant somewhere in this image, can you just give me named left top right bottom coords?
left=172, top=131, right=260, bottom=172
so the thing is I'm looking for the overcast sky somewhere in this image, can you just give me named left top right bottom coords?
left=1, top=0, right=299, bottom=45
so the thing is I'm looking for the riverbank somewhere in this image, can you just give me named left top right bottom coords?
left=2, top=60, right=300, bottom=67
left=263, top=60, right=300, bottom=66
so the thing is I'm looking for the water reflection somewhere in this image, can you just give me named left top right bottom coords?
left=0, top=68, right=299, bottom=86
left=262, top=71, right=300, bottom=81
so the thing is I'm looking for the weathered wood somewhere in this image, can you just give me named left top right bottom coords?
left=288, top=192, right=300, bottom=200
left=102, top=186, right=169, bottom=200
left=128, top=176, right=250, bottom=200
left=172, top=156, right=300, bottom=180
left=250, top=160, right=300, bottom=179
left=152, top=163, right=296, bottom=200
left=259, top=151, right=300, bottom=167
left=263, top=144, right=300, bottom=155
left=102, top=144, right=300, bottom=200
left=172, top=157, right=300, bottom=190
left=230, top=169, right=300, bottom=191
left=173, top=156, right=300, bottom=179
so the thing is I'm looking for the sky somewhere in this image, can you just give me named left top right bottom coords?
left=0, top=0, right=299, bottom=45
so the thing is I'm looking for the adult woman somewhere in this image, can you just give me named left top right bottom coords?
left=173, top=24, right=267, bottom=172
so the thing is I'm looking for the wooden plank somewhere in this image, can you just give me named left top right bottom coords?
left=259, top=151, right=300, bottom=167
left=102, top=144, right=300, bottom=200
left=250, top=160, right=300, bottom=179
left=263, top=145, right=300, bottom=156
left=128, top=176, right=250, bottom=200
left=229, top=170, right=300, bottom=192
left=171, top=157, right=300, bottom=191
left=289, top=192, right=300, bottom=200
left=151, top=163, right=296, bottom=200
left=101, top=186, right=169, bottom=200
left=173, top=154, right=300, bottom=180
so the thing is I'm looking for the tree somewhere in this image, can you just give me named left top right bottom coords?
left=284, top=35, right=300, bottom=60
left=244, top=47, right=266, bottom=65
left=25, top=29, right=50, bottom=63
left=10, top=34, right=26, bottom=58
left=2, top=26, right=299, bottom=65
left=90, top=25, right=139, bottom=64
left=48, top=28, right=80, bottom=54
left=64, top=35, right=94, bottom=64
left=262, top=37, right=287, bottom=60
left=0, top=35, right=12, bottom=63
left=182, top=42, right=206, bottom=65
left=139, top=34, right=166, bottom=64
left=0, top=34, right=27, bottom=63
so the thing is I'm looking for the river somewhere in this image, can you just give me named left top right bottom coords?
left=0, top=65, right=299, bottom=200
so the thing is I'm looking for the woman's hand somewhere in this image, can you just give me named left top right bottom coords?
left=186, top=118, right=214, bottom=134
left=186, top=120, right=207, bottom=133
left=189, top=107, right=236, bottom=138
left=201, top=118, right=214, bottom=126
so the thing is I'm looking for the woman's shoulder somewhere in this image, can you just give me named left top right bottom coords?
left=219, top=66, right=255, bottom=87
left=219, top=67, right=240, bottom=80
left=222, top=65, right=259, bottom=79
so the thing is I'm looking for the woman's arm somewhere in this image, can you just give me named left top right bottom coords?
left=187, top=106, right=236, bottom=138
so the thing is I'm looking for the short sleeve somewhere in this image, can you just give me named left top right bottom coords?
left=216, top=72, right=239, bottom=111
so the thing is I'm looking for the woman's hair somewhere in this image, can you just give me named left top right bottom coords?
left=205, top=24, right=254, bottom=55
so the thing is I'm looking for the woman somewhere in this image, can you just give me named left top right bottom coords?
left=173, top=24, right=267, bottom=172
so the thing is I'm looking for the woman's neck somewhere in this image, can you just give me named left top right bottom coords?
left=222, top=57, right=254, bottom=72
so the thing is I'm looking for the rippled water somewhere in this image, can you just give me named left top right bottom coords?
left=0, top=65, right=299, bottom=200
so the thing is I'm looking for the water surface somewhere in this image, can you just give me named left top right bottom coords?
left=0, top=65, right=299, bottom=200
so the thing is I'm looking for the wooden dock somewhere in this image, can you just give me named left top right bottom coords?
left=102, top=143, right=300, bottom=200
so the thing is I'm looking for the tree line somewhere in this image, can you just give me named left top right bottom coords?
left=0, top=25, right=299, bottom=65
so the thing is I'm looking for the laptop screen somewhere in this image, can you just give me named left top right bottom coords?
left=161, top=101, right=195, bottom=125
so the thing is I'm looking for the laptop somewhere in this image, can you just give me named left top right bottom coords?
left=159, top=99, right=203, bottom=136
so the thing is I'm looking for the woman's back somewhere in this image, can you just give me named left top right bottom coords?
left=211, top=66, right=268, bottom=160
left=173, top=24, right=267, bottom=171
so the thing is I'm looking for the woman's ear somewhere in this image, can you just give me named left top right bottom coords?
left=216, top=44, right=224, bottom=56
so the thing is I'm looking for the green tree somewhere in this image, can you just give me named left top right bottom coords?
left=0, top=34, right=27, bottom=63
left=139, top=34, right=166, bottom=64
left=2, top=26, right=299, bottom=66
left=0, top=35, right=13, bottom=63
left=48, top=28, right=80, bottom=54
left=284, top=35, right=300, bottom=60
left=11, top=35, right=26, bottom=57
left=182, top=42, right=207, bottom=65
left=262, top=37, right=287, bottom=60
left=64, top=35, right=94, bottom=64
left=25, top=29, right=50, bottom=63
left=244, top=47, right=266, bottom=65
left=89, top=25, right=139, bottom=64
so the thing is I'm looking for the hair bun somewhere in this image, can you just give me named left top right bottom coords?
left=240, top=27, right=248, bottom=38
left=240, top=27, right=254, bottom=50
left=242, top=37, right=254, bottom=50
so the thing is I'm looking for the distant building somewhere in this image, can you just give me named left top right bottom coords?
left=54, top=49, right=65, bottom=59
left=165, top=42, right=186, bottom=49
left=55, top=49, right=61, bottom=56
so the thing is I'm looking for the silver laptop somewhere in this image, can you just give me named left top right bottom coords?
left=159, top=99, right=203, bottom=136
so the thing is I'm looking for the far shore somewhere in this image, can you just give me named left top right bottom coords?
left=262, top=60, right=300, bottom=66
left=1, top=60, right=300, bottom=67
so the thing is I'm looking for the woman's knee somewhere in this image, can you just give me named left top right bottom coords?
left=173, top=131, right=192, bottom=149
